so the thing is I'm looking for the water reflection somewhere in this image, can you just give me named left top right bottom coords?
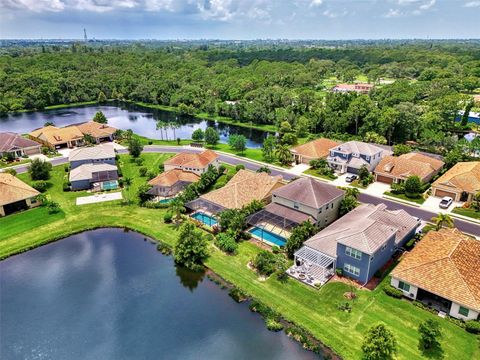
left=175, top=265, right=206, bottom=291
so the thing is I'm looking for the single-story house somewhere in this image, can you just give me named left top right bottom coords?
left=391, top=228, right=480, bottom=320
left=292, top=203, right=419, bottom=285
left=186, top=169, right=283, bottom=214
left=0, top=132, right=42, bottom=158
left=76, top=121, right=117, bottom=143
left=69, top=163, right=119, bottom=191
left=69, top=143, right=116, bottom=170
left=164, top=150, right=220, bottom=176
left=147, top=169, right=200, bottom=199
left=29, top=125, right=84, bottom=149
left=0, top=173, right=40, bottom=216
left=374, top=152, right=445, bottom=184
left=431, top=161, right=480, bottom=202
left=327, top=141, right=391, bottom=174
left=248, top=177, right=345, bottom=231
left=290, top=138, right=341, bottom=165
left=332, top=83, right=374, bottom=94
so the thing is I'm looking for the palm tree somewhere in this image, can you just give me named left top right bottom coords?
left=156, top=120, right=166, bottom=140
left=345, top=187, right=360, bottom=199
left=275, top=145, right=292, bottom=165
left=169, top=198, right=186, bottom=224
left=431, top=213, right=454, bottom=231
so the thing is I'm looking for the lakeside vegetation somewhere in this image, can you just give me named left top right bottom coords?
left=0, top=154, right=478, bottom=360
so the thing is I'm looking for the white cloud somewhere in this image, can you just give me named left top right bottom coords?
left=464, top=1, right=480, bottom=7
left=322, top=9, right=347, bottom=18
left=1, top=0, right=65, bottom=12
left=383, top=8, right=402, bottom=18
left=419, top=0, right=435, bottom=10
left=310, top=0, right=323, bottom=6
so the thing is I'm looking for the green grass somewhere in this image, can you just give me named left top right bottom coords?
left=1, top=157, right=478, bottom=360
left=0, top=158, right=31, bottom=169
left=452, top=207, right=480, bottom=220
left=44, top=101, right=99, bottom=110
left=384, top=192, right=426, bottom=205
left=351, top=180, right=368, bottom=189
left=303, top=168, right=337, bottom=181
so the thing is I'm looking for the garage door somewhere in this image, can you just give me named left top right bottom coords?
left=434, top=189, right=457, bottom=199
left=376, top=175, right=394, bottom=184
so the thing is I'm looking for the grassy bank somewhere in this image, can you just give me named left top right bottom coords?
left=1, top=156, right=478, bottom=360
left=44, top=101, right=99, bottom=110
left=384, top=192, right=426, bottom=205
left=303, top=168, right=337, bottom=181
left=452, top=207, right=480, bottom=220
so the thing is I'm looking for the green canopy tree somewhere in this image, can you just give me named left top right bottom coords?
left=28, top=158, right=52, bottom=180
left=192, top=128, right=205, bottom=141
left=275, top=145, right=292, bottom=165
left=361, top=323, right=397, bottom=360
left=418, top=319, right=442, bottom=351
left=93, top=111, right=107, bottom=124
left=128, top=138, right=143, bottom=158
left=205, top=127, right=220, bottom=146
left=228, top=134, right=247, bottom=154
left=174, top=222, right=209, bottom=271
left=431, top=213, right=454, bottom=231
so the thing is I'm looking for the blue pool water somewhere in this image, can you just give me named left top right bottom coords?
left=159, top=197, right=175, bottom=204
left=192, top=212, right=217, bottom=226
left=102, top=180, right=118, bottom=190
left=249, top=227, right=287, bottom=247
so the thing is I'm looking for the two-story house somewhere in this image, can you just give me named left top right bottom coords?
left=327, top=141, right=390, bottom=174
left=291, top=204, right=419, bottom=286
left=69, top=143, right=116, bottom=170
left=163, top=149, right=219, bottom=176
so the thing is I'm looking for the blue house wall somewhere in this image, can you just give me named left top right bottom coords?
left=71, top=179, right=91, bottom=191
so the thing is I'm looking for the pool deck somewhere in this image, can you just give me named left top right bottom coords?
left=76, top=192, right=123, bottom=206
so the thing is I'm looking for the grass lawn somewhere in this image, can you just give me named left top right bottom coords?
left=351, top=180, right=368, bottom=189
left=1, top=157, right=478, bottom=360
left=303, top=168, right=337, bottom=181
left=384, top=192, right=426, bottom=205
left=44, top=101, right=99, bottom=110
left=452, top=207, right=480, bottom=220
left=0, top=158, right=31, bottom=169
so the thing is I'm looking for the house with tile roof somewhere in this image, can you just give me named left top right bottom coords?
left=29, top=125, right=85, bottom=149
left=0, top=132, right=42, bottom=158
left=69, top=143, right=116, bottom=170
left=374, top=152, right=445, bottom=184
left=76, top=121, right=117, bottom=143
left=0, top=173, right=40, bottom=216
left=332, top=83, right=374, bottom=94
left=292, top=203, right=419, bottom=285
left=290, top=138, right=341, bottom=165
left=391, top=228, right=480, bottom=320
left=147, top=169, right=200, bottom=199
left=163, top=150, right=220, bottom=176
left=431, top=161, right=480, bottom=202
left=327, top=141, right=391, bottom=174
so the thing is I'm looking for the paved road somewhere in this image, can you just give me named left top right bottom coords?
left=11, top=145, right=480, bottom=237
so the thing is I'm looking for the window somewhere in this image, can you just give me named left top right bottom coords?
left=294, top=202, right=299, bottom=209
left=366, top=156, right=370, bottom=161
left=344, top=264, right=360, bottom=276
left=459, top=306, right=469, bottom=317
left=345, top=247, right=362, bottom=260
left=30, top=198, right=37, bottom=204
left=398, top=281, right=410, bottom=292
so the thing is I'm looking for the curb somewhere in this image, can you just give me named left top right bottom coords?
left=449, top=212, right=480, bottom=225
left=382, top=195, right=422, bottom=208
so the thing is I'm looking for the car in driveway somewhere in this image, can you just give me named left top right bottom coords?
left=345, top=174, right=358, bottom=183
left=439, top=196, right=453, bottom=209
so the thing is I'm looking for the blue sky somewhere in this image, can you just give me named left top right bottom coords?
left=1, top=0, right=479, bottom=39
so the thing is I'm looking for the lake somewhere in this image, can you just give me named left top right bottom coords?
left=0, top=103, right=268, bottom=148
left=0, top=228, right=319, bottom=360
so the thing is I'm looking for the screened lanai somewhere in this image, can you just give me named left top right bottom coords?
left=288, top=246, right=336, bottom=286
left=185, top=197, right=226, bottom=215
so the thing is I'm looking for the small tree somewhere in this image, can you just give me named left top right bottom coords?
left=204, top=127, right=220, bottom=146
left=362, top=323, right=397, bottom=360
left=228, top=134, right=247, bottom=154
left=256, top=166, right=271, bottom=174
left=28, top=158, right=52, bottom=180
left=218, top=208, right=246, bottom=240
left=418, top=319, right=442, bottom=350
left=97, top=91, right=107, bottom=103
left=431, top=213, right=454, bottom=231
left=404, top=176, right=423, bottom=198
left=83, top=134, right=96, bottom=145
left=393, top=144, right=412, bottom=156
left=285, top=221, right=317, bottom=258
left=215, top=232, right=238, bottom=254
left=137, top=184, right=152, bottom=204
left=262, top=135, right=276, bottom=162
left=275, top=145, right=292, bottom=165
left=128, top=137, right=143, bottom=158
left=46, top=201, right=61, bottom=214
left=174, top=222, right=209, bottom=271
left=191, top=128, right=205, bottom=142
left=168, top=198, right=186, bottom=223
left=93, top=111, right=107, bottom=124
left=44, top=121, right=55, bottom=127
left=358, top=165, right=370, bottom=181
left=340, top=195, right=359, bottom=216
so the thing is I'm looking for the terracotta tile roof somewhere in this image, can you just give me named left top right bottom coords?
left=392, top=229, right=480, bottom=311
left=0, top=173, right=40, bottom=206
left=432, top=161, right=480, bottom=194
left=290, top=138, right=341, bottom=159
left=200, top=169, right=283, bottom=209
left=148, top=169, right=200, bottom=187
left=69, top=143, right=116, bottom=162
left=272, top=177, right=344, bottom=209
left=29, top=125, right=84, bottom=145
left=0, top=132, right=41, bottom=152
left=76, top=121, right=117, bottom=138
left=375, top=153, right=444, bottom=181
left=304, top=204, right=418, bottom=257
left=164, top=150, right=219, bottom=169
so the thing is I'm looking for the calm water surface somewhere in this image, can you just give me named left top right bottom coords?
left=0, top=103, right=267, bottom=148
left=0, top=228, right=319, bottom=360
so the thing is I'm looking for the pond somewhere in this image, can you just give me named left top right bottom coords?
left=0, top=103, right=268, bottom=148
left=0, top=228, right=319, bottom=360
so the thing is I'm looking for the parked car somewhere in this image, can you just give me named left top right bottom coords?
left=439, top=196, right=453, bottom=209
left=345, top=174, right=358, bottom=183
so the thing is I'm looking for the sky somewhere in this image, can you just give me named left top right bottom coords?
left=0, top=0, right=479, bottom=40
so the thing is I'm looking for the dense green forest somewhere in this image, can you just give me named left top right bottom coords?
left=1, top=43, right=480, bottom=154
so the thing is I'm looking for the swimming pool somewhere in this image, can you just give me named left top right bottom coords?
left=249, top=227, right=287, bottom=247
left=159, top=198, right=175, bottom=204
left=191, top=212, right=218, bottom=227
left=101, top=180, right=118, bottom=190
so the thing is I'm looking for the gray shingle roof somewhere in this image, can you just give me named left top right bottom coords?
left=69, top=143, right=115, bottom=162
left=0, top=132, right=41, bottom=152
left=329, top=141, right=387, bottom=156
left=69, top=163, right=118, bottom=182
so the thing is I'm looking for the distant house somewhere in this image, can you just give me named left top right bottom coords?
left=431, top=161, right=480, bottom=202
left=147, top=169, right=200, bottom=199
left=292, top=204, right=419, bottom=285
left=374, top=152, right=445, bottom=184
left=29, top=125, right=84, bottom=149
left=457, top=110, right=480, bottom=125
left=327, top=141, right=390, bottom=174
left=69, top=163, right=119, bottom=191
left=164, top=150, right=220, bottom=176
left=391, top=228, right=480, bottom=320
left=290, top=138, right=341, bottom=165
left=332, top=83, right=374, bottom=94
left=0, top=132, right=42, bottom=158
left=76, top=121, right=117, bottom=143
left=68, top=143, right=116, bottom=170
left=0, top=173, right=40, bottom=216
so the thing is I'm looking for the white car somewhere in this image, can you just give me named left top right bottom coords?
left=439, top=196, right=453, bottom=209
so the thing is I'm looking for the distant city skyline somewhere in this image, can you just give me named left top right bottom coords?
left=1, top=0, right=479, bottom=40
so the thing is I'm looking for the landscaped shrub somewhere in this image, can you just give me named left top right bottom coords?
left=46, top=201, right=61, bottom=214
left=465, top=321, right=480, bottom=334
left=32, top=180, right=48, bottom=192
left=266, top=318, right=284, bottom=332
left=235, top=164, right=245, bottom=171
left=134, top=157, right=144, bottom=166
left=285, top=325, right=321, bottom=353
left=62, top=181, right=71, bottom=192
left=383, top=285, right=403, bottom=299
left=147, top=170, right=156, bottom=180
left=228, top=287, right=248, bottom=303
left=335, top=268, right=343, bottom=276
left=215, top=233, right=238, bottom=254
left=139, top=166, right=148, bottom=177
left=163, top=212, right=173, bottom=223
left=252, top=250, right=278, bottom=276
left=156, top=242, right=172, bottom=255
left=271, top=245, right=280, bottom=254
left=337, top=301, right=352, bottom=313
left=4, top=168, right=17, bottom=176
left=218, top=164, right=226, bottom=174
left=64, top=165, right=70, bottom=172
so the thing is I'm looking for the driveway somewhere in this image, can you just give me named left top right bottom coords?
left=289, top=163, right=310, bottom=176
left=363, top=181, right=391, bottom=197
left=422, top=196, right=463, bottom=214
